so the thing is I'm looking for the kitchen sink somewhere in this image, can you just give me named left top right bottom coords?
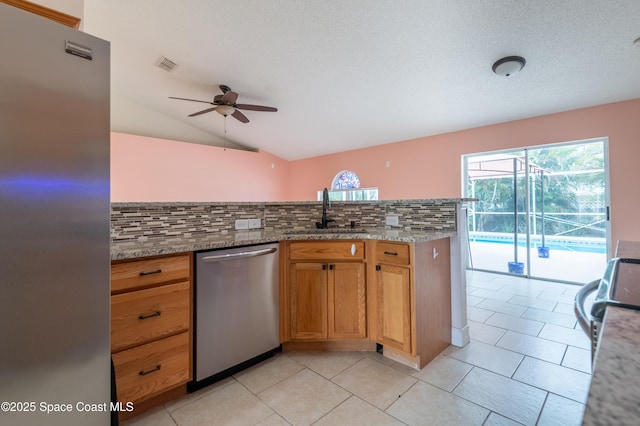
left=283, top=228, right=371, bottom=235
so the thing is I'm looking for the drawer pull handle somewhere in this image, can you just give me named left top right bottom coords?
left=139, top=269, right=162, bottom=276
left=139, top=365, right=161, bottom=376
left=138, top=311, right=161, bottom=320
left=384, top=251, right=398, bottom=256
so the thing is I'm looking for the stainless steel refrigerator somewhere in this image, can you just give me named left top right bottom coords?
left=0, top=4, right=111, bottom=425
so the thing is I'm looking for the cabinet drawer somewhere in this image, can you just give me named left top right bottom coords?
left=112, top=332, right=190, bottom=403
left=289, top=241, right=365, bottom=260
left=376, top=242, right=410, bottom=266
left=111, top=254, right=190, bottom=293
left=111, top=281, right=190, bottom=352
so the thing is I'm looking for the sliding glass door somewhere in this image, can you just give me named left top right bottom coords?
left=464, top=139, right=609, bottom=283
left=466, top=151, right=528, bottom=276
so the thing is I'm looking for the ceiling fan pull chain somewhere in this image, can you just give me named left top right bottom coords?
left=224, top=115, right=227, bottom=151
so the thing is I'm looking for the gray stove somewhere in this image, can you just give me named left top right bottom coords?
left=575, top=257, right=640, bottom=365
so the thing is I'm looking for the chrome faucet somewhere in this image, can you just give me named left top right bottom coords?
left=316, top=187, right=335, bottom=229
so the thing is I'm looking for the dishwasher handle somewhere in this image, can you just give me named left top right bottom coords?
left=200, top=247, right=277, bottom=263
left=574, top=279, right=600, bottom=336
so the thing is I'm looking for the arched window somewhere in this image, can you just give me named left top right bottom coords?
left=317, top=170, right=378, bottom=201
left=332, top=170, right=361, bottom=189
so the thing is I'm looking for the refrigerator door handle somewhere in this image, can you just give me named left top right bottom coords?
left=201, top=247, right=277, bottom=263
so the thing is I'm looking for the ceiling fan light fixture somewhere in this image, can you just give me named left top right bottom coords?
left=170, top=85, right=276, bottom=124
left=216, top=105, right=235, bottom=116
left=492, top=56, right=526, bottom=77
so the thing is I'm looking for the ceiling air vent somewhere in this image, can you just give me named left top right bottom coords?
left=155, top=56, right=178, bottom=72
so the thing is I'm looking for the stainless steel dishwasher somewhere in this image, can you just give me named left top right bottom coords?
left=190, top=242, right=280, bottom=391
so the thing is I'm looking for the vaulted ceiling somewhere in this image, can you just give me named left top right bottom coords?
left=83, top=1, right=640, bottom=160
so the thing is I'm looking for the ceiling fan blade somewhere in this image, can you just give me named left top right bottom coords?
left=169, top=96, right=212, bottom=104
left=221, top=90, right=238, bottom=104
left=235, top=104, right=278, bottom=112
left=231, top=109, right=250, bottom=123
left=188, top=107, right=217, bottom=117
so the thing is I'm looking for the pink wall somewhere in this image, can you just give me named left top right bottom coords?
left=288, top=99, right=640, bottom=246
left=111, top=99, right=640, bottom=245
left=110, top=133, right=290, bottom=202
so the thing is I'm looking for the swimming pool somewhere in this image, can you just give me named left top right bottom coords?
left=469, top=233, right=606, bottom=254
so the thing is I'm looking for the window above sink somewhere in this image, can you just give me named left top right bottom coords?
left=316, top=169, right=378, bottom=201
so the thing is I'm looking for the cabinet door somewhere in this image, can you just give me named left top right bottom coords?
left=290, top=262, right=327, bottom=340
left=376, top=264, right=411, bottom=352
left=328, top=263, right=367, bottom=339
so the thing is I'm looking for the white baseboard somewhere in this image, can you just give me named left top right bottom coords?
left=451, top=325, right=470, bottom=347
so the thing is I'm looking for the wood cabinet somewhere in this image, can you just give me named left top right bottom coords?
left=281, top=237, right=451, bottom=369
left=328, top=262, right=367, bottom=339
left=289, top=262, right=327, bottom=340
left=110, top=253, right=192, bottom=413
left=376, top=263, right=412, bottom=352
left=284, top=241, right=367, bottom=343
left=373, top=239, right=451, bottom=369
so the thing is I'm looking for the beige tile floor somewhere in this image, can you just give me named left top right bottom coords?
left=123, top=271, right=593, bottom=426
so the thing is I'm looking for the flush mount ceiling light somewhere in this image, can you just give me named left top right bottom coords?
left=492, top=56, right=526, bottom=77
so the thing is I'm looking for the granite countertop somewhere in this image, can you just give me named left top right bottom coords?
left=582, top=240, right=640, bottom=425
left=111, top=198, right=476, bottom=207
left=111, top=228, right=457, bottom=260
left=583, top=307, right=640, bottom=425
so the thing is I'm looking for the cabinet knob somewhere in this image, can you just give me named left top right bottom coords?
left=433, top=247, right=439, bottom=259
left=351, top=243, right=356, bottom=256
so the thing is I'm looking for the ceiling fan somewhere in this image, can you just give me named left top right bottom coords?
left=169, top=84, right=277, bottom=123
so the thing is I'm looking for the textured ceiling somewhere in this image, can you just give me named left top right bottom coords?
left=83, top=0, right=640, bottom=161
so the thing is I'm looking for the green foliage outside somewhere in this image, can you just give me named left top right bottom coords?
left=468, top=143, right=606, bottom=238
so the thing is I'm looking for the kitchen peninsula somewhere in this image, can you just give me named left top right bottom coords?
left=109, top=198, right=471, bottom=418
left=111, top=198, right=470, bottom=346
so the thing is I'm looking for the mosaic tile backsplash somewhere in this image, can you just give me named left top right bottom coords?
left=111, top=200, right=459, bottom=242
